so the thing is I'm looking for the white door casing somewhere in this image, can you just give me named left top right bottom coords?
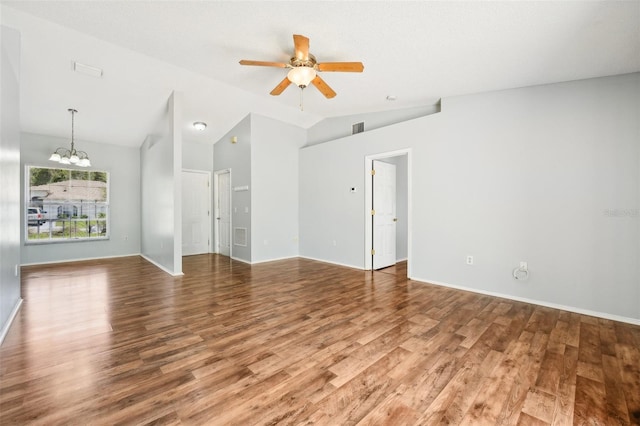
left=372, top=160, right=396, bottom=269
left=215, top=170, right=231, bottom=257
left=182, top=170, right=211, bottom=256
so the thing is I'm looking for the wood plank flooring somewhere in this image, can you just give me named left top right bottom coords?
left=1, top=255, right=639, bottom=425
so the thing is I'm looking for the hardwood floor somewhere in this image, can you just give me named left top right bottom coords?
left=1, top=255, right=639, bottom=425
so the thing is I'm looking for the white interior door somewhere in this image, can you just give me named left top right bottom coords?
left=182, top=170, right=210, bottom=256
left=372, top=160, right=396, bottom=269
left=216, top=171, right=231, bottom=257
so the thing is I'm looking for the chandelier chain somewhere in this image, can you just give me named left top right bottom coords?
left=69, top=108, right=77, bottom=153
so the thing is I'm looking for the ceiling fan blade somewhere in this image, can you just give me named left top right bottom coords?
left=311, top=75, right=336, bottom=99
left=293, top=34, right=310, bottom=60
left=239, top=60, right=288, bottom=68
left=270, top=77, right=292, bottom=96
left=317, top=62, right=364, bottom=72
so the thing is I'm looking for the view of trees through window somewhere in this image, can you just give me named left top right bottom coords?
left=26, top=166, right=110, bottom=242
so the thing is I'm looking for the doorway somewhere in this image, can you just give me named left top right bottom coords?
left=364, top=149, right=411, bottom=277
left=214, top=169, right=231, bottom=257
left=181, top=170, right=211, bottom=256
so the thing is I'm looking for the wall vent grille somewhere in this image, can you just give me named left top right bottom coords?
left=352, top=122, right=365, bottom=134
left=234, top=227, right=248, bottom=247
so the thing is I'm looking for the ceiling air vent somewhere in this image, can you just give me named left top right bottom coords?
left=352, top=122, right=364, bottom=135
left=73, top=61, right=103, bottom=78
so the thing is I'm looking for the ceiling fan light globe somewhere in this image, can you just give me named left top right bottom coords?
left=49, top=152, right=61, bottom=162
left=59, top=156, right=71, bottom=165
left=69, top=154, right=79, bottom=163
left=287, top=66, right=316, bottom=88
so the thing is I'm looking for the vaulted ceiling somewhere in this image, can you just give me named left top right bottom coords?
left=2, top=1, right=639, bottom=147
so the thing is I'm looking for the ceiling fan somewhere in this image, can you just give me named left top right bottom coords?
left=239, top=34, right=364, bottom=99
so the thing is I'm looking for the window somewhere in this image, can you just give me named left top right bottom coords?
left=26, top=166, right=109, bottom=243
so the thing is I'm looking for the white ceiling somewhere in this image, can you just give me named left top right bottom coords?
left=2, top=1, right=639, bottom=148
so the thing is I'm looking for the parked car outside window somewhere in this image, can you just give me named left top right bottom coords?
left=27, top=207, right=45, bottom=225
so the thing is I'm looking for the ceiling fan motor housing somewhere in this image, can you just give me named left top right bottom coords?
left=290, top=54, right=317, bottom=69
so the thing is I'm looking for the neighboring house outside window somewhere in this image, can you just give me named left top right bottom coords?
left=26, top=166, right=109, bottom=243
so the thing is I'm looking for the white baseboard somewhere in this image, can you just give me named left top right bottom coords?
left=139, top=255, right=184, bottom=276
left=411, top=276, right=640, bottom=326
left=21, top=253, right=141, bottom=267
left=298, top=255, right=364, bottom=271
left=23, top=253, right=185, bottom=277
left=230, top=256, right=251, bottom=264
left=250, top=255, right=299, bottom=265
left=0, top=298, right=23, bottom=346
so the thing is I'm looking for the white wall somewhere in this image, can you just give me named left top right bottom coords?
left=300, top=134, right=382, bottom=268
left=140, top=91, right=182, bottom=275
left=300, top=73, right=640, bottom=322
left=0, top=25, right=22, bottom=342
left=306, top=104, right=439, bottom=147
left=20, top=133, right=141, bottom=264
left=251, top=114, right=305, bottom=263
left=212, top=113, right=305, bottom=263
left=213, top=115, right=252, bottom=262
left=183, top=139, right=213, bottom=172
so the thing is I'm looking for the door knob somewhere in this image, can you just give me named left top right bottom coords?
left=393, top=218, right=398, bottom=222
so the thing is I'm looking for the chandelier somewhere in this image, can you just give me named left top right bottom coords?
left=48, top=108, right=91, bottom=167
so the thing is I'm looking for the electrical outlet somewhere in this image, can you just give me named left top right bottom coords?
left=332, top=240, right=337, bottom=247
left=466, top=255, right=474, bottom=265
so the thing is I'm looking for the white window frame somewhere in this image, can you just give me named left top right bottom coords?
left=25, top=165, right=110, bottom=244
